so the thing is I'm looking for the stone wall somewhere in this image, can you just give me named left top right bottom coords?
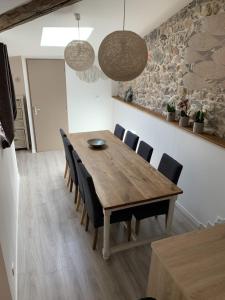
left=118, top=0, right=225, bottom=138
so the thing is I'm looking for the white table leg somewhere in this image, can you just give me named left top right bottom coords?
left=166, top=196, right=177, bottom=235
left=103, top=209, right=111, bottom=260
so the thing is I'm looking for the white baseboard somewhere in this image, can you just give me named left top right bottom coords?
left=175, top=202, right=204, bottom=229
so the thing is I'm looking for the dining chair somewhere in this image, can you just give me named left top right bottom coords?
left=59, top=128, right=69, bottom=179
left=114, top=123, right=125, bottom=141
left=64, top=137, right=79, bottom=204
left=133, top=153, right=183, bottom=234
left=124, top=131, right=139, bottom=151
left=72, top=150, right=87, bottom=224
left=79, top=162, right=133, bottom=249
left=137, top=141, right=153, bottom=163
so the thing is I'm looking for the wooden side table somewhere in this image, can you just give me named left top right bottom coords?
left=147, top=224, right=225, bottom=300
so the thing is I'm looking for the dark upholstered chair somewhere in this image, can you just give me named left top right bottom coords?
left=124, top=131, right=139, bottom=151
left=59, top=128, right=67, bottom=139
left=72, top=150, right=87, bottom=223
left=59, top=128, right=69, bottom=178
left=63, top=137, right=80, bottom=203
left=157, top=154, right=183, bottom=186
left=114, top=124, right=125, bottom=141
left=137, top=141, right=153, bottom=163
left=133, top=153, right=183, bottom=234
left=79, top=162, right=133, bottom=249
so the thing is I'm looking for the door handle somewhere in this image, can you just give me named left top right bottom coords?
left=33, top=106, right=41, bottom=116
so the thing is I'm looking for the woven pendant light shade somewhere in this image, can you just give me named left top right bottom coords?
left=98, top=30, right=148, bottom=81
left=64, top=40, right=95, bottom=71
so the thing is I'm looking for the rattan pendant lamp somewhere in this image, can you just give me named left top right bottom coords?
left=64, top=13, right=95, bottom=71
left=98, top=0, right=148, bottom=82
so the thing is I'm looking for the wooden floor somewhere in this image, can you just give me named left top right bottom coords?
left=17, top=150, right=196, bottom=300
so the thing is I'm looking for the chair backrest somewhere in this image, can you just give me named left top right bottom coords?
left=79, top=163, right=103, bottom=227
left=158, top=153, right=183, bottom=184
left=114, top=124, right=125, bottom=141
left=64, top=137, right=78, bottom=185
left=59, top=128, right=68, bottom=160
left=137, top=141, right=153, bottom=163
left=124, top=131, right=139, bottom=151
left=59, top=128, right=67, bottom=138
left=72, top=150, right=84, bottom=200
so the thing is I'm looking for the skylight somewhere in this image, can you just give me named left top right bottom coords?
left=41, top=27, right=93, bottom=47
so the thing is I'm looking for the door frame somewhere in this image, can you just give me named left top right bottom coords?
left=22, top=57, right=36, bottom=153
left=23, top=58, right=68, bottom=153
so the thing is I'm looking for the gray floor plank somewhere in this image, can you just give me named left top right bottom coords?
left=17, top=150, right=196, bottom=300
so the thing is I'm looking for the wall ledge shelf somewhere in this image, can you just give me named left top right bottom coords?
left=112, top=96, right=225, bottom=150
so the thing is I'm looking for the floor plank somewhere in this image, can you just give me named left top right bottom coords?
left=16, top=150, right=196, bottom=300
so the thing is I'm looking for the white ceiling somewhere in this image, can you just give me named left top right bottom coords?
left=0, top=0, right=192, bottom=58
left=0, top=0, right=30, bottom=14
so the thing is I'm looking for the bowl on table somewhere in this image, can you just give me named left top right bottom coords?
left=87, top=138, right=107, bottom=149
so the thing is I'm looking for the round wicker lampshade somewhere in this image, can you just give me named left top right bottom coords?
left=98, top=30, right=148, bottom=81
left=64, top=40, right=95, bottom=71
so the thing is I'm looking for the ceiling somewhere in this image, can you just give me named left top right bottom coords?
left=0, top=0, right=192, bottom=58
left=0, top=0, right=30, bottom=14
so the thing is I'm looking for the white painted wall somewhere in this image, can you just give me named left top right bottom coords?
left=0, top=144, right=19, bottom=300
left=65, top=64, right=114, bottom=133
left=112, top=99, right=225, bottom=226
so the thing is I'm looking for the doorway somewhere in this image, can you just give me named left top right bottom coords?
left=27, top=59, right=68, bottom=152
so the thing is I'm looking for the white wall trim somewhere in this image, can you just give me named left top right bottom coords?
left=21, top=57, right=36, bottom=153
left=176, top=202, right=203, bottom=228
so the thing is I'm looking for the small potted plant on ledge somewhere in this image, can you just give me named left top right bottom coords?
left=177, top=98, right=189, bottom=127
left=166, top=102, right=176, bottom=122
left=193, top=109, right=205, bottom=134
left=124, top=86, right=133, bottom=103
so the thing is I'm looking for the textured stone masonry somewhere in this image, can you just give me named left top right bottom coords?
left=118, top=0, right=225, bottom=138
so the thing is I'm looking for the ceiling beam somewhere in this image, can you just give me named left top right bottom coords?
left=0, top=0, right=81, bottom=33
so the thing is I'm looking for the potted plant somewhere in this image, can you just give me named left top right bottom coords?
left=177, top=99, right=189, bottom=127
left=124, top=87, right=133, bottom=103
left=193, top=110, right=205, bottom=134
left=166, top=102, right=176, bottom=122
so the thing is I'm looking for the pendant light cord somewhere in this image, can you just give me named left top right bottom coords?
left=123, top=0, right=126, bottom=31
left=78, top=18, right=80, bottom=40
left=75, top=13, right=81, bottom=40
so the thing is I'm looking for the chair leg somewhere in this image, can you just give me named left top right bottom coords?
left=80, top=204, right=86, bottom=225
left=135, top=219, right=140, bottom=235
left=165, top=214, right=168, bottom=229
left=74, top=185, right=79, bottom=204
left=64, top=161, right=68, bottom=178
left=67, top=173, right=71, bottom=187
left=92, top=228, right=98, bottom=250
left=85, top=214, right=89, bottom=232
left=127, top=220, right=132, bottom=241
left=69, top=178, right=73, bottom=192
left=76, top=194, right=81, bottom=211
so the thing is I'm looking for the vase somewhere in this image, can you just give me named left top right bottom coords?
left=166, top=112, right=175, bottom=122
left=193, top=122, right=204, bottom=134
left=179, top=116, right=189, bottom=127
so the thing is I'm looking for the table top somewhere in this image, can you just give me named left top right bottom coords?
left=151, top=224, right=225, bottom=299
left=70, top=130, right=182, bottom=210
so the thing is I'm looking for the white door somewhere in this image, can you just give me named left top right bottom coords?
left=27, top=59, right=68, bottom=152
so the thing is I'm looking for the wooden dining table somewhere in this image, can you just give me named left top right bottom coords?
left=70, top=130, right=183, bottom=259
